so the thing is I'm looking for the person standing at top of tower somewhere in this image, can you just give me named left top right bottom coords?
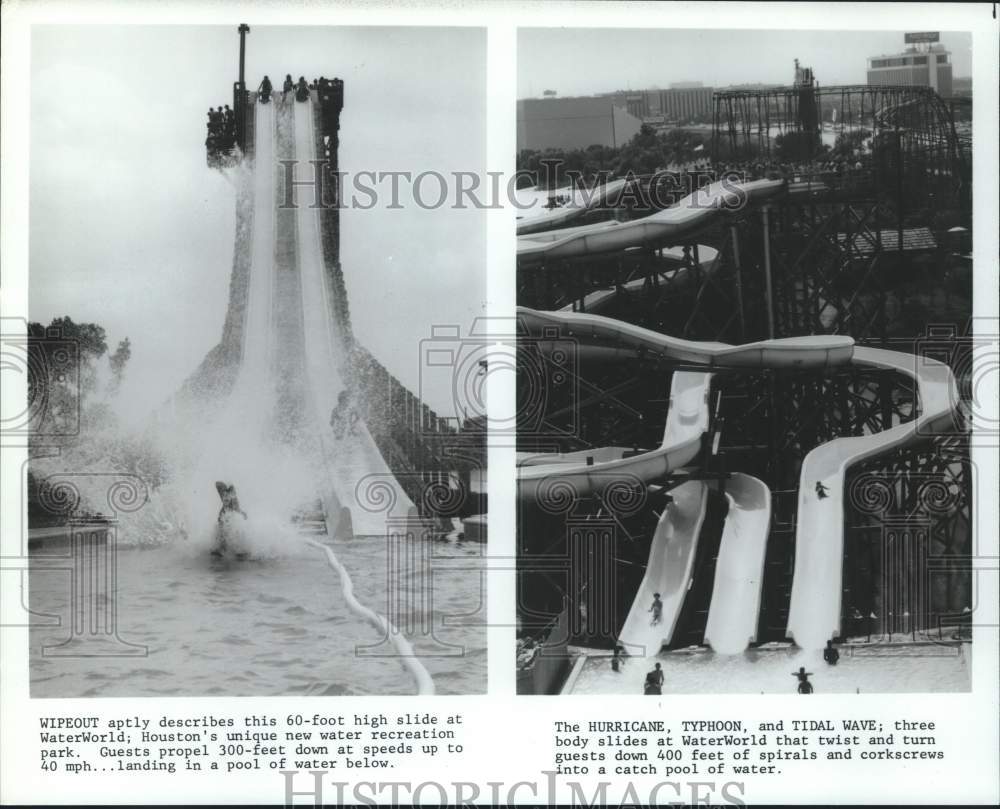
left=282, top=74, right=294, bottom=101
left=295, top=76, right=309, bottom=102
left=258, top=75, right=272, bottom=103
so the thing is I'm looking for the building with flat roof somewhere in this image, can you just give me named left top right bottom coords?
left=516, top=96, right=643, bottom=151
left=867, top=35, right=953, bottom=97
left=601, top=86, right=714, bottom=124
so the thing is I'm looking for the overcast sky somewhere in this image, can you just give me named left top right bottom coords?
left=518, top=29, right=973, bottom=98
left=30, top=25, right=485, bottom=420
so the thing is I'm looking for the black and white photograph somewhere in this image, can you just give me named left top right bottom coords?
left=514, top=27, right=979, bottom=696
left=21, top=24, right=487, bottom=697
left=0, top=2, right=997, bottom=807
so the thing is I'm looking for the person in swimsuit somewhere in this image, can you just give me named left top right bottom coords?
left=213, top=481, right=247, bottom=556
left=792, top=666, right=814, bottom=694
left=649, top=593, right=663, bottom=626
left=644, top=663, right=664, bottom=695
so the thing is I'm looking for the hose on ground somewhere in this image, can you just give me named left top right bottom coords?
left=303, top=537, right=435, bottom=695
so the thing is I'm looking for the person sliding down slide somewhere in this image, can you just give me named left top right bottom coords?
left=213, top=481, right=248, bottom=558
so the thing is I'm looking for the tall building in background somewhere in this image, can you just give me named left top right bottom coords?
left=867, top=31, right=953, bottom=97
left=516, top=96, right=643, bottom=151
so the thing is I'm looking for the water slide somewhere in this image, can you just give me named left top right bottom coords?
left=211, top=101, right=275, bottom=464
left=518, top=369, right=716, bottom=503
left=516, top=307, right=852, bottom=500
left=241, top=101, right=276, bottom=391
left=519, top=305, right=959, bottom=652
left=515, top=307, right=848, bottom=654
left=291, top=98, right=420, bottom=536
left=786, top=346, right=959, bottom=649
left=517, top=174, right=959, bottom=658
left=558, top=244, right=720, bottom=314
left=617, top=480, right=710, bottom=655
left=703, top=473, right=771, bottom=654
left=517, top=179, right=787, bottom=262
left=516, top=178, right=631, bottom=236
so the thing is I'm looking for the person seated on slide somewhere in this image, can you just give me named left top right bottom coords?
left=282, top=74, right=294, bottom=101
left=258, top=75, right=272, bottom=103
left=330, top=390, right=360, bottom=439
left=295, top=76, right=310, bottom=102
left=815, top=481, right=830, bottom=500
left=823, top=640, right=840, bottom=666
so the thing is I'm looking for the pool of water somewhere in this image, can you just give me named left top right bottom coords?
left=570, top=643, right=971, bottom=696
left=29, top=533, right=486, bottom=697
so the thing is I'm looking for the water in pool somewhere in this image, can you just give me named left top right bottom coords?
left=29, top=531, right=486, bottom=697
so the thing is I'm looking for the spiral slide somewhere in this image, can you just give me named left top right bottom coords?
left=517, top=178, right=787, bottom=263
left=518, top=307, right=849, bottom=654
left=292, top=98, right=420, bottom=537
left=519, top=301, right=959, bottom=652
left=516, top=178, right=631, bottom=236
left=517, top=307, right=852, bottom=506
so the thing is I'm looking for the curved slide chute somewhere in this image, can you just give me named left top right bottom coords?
left=787, top=346, right=959, bottom=649
left=518, top=178, right=787, bottom=262
left=518, top=370, right=715, bottom=503
left=516, top=306, right=852, bottom=503
left=516, top=178, right=631, bottom=236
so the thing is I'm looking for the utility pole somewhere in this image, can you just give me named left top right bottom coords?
left=235, top=24, right=250, bottom=151
left=238, top=23, right=249, bottom=88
